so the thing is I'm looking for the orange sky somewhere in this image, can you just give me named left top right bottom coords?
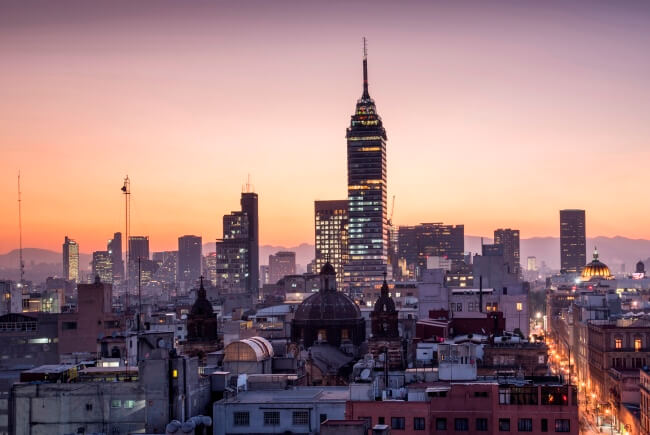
left=2, top=1, right=650, bottom=254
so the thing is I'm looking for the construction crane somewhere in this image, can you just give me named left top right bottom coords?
left=388, top=195, right=396, bottom=227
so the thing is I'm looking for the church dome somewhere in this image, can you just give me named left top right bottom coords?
left=291, top=262, right=365, bottom=348
left=581, top=248, right=612, bottom=281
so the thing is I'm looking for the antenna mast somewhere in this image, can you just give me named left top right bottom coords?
left=121, top=176, right=131, bottom=313
left=17, top=172, right=24, bottom=285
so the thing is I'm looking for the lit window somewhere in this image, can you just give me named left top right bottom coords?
left=636, top=338, right=642, bottom=351
left=110, top=399, right=121, bottom=408
left=615, top=338, right=622, bottom=349
left=124, top=400, right=136, bottom=409
left=516, top=302, right=523, bottom=311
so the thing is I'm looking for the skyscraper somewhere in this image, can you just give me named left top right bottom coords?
left=268, top=251, right=296, bottom=284
left=128, top=236, right=150, bottom=285
left=178, top=235, right=202, bottom=285
left=107, top=232, right=123, bottom=284
left=494, top=228, right=521, bottom=276
left=215, top=190, right=259, bottom=297
left=397, top=223, right=464, bottom=278
left=92, top=251, right=113, bottom=283
left=128, top=236, right=149, bottom=261
left=560, top=209, right=586, bottom=274
left=315, top=200, right=348, bottom=287
left=62, top=236, right=79, bottom=283
left=344, top=42, right=389, bottom=298
left=241, top=191, right=259, bottom=297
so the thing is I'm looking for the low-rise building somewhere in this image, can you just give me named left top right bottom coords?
left=213, top=387, right=349, bottom=435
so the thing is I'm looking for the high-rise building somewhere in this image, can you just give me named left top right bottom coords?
left=215, top=190, right=259, bottom=297
left=107, top=232, right=123, bottom=284
left=268, top=251, right=296, bottom=284
left=560, top=209, right=586, bottom=273
left=62, top=236, right=79, bottom=283
left=343, top=45, right=389, bottom=298
left=494, top=228, right=521, bottom=276
left=128, top=236, right=150, bottom=286
left=527, top=256, right=537, bottom=271
left=152, top=251, right=178, bottom=286
left=315, top=200, right=348, bottom=287
left=178, top=235, right=202, bottom=285
left=241, top=192, right=259, bottom=297
left=398, top=223, right=465, bottom=278
left=92, top=251, right=113, bottom=283
left=128, top=236, right=149, bottom=261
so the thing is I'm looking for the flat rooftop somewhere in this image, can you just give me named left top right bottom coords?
left=220, top=386, right=350, bottom=404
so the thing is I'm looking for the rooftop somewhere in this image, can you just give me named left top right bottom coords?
left=219, top=386, right=350, bottom=404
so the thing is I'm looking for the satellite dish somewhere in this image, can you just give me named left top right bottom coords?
left=360, top=368, right=371, bottom=380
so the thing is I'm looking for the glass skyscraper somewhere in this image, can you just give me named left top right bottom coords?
left=344, top=47, right=389, bottom=298
left=560, top=209, right=586, bottom=274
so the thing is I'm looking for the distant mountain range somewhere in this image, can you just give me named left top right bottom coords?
left=2, top=236, right=649, bottom=283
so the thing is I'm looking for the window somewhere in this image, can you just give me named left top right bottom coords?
left=264, top=411, right=280, bottom=426
left=538, top=355, right=545, bottom=364
left=516, top=302, right=523, bottom=311
left=233, top=412, right=250, bottom=426
left=476, top=418, right=488, bottom=431
left=636, top=338, right=642, bottom=351
left=414, top=417, right=426, bottom=430
left=615, top=338, right=622, bottom=349
left=62, top=321, right=77, bottom=330
left=292, top=411, right=309, bottom=426
left=542, top=387, right=569, bottom=406
left=499, top=418, right=511, bottom=431
left=436, top=418, right=447, bottom=431
left=499, top=388, right=511, bottom=404
left=85, top=403, right=93, bottom=411
left=554, top=419, right=570, bottom=432
left=391, top=417, right=405, bottom=430
left=321, top=414, right=328, bottom=423
left=518, top=418, right=532, bottom=432
left=541, top=419, right=548, bottom=432
left=110, top=399, right=121, bottom=409
left=123, top=400, right=135, bottom=409
left=455, top=418, right=469, bottom=431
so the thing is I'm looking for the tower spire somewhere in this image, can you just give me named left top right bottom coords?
left=362, top=37, right=369, bottom=99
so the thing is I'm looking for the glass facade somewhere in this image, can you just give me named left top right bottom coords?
left=344, top=52, right=389, bottom=298
left=560, top=209, right=586, bottom=274
left=315, top=200, right=348, bottom=287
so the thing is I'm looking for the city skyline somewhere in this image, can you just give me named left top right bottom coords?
left=3, top=1, right=650, bottom=254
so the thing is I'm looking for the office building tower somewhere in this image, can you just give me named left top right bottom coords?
left=259, top=265, right=270, bottom=286
left=92, top=251, right=113, bottom=283
left=152, top=251, right=178, bottom=286
left=494, top=228, right=521, bottom=275
left=128, top=236, right=149, bottom=261
left=203, top=252, right=217, bottom=286
left=315, top=200, right=348, bottom=287
left=216, top=190, right=259, bottom=297
left=107, top=232, right=123, bottom=284
left=560, top=209, right=586, bottom=273
left=268, top=251, right=296, bottom=284
left=178, top=235, right=202, bottom=285
left=527, top=256, right=537, bottom=271
left=241, top=191, right=259, bottom=296
left=398, top=223, right=464, bottom=278
left=128, top=236, right=150, bottom=285
left=62, top=236, right=79, bottom=283
left=344, top=45, right=389, bottom=297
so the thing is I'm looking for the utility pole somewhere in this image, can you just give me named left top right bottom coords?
left=17, top=172, right=25, bottom=286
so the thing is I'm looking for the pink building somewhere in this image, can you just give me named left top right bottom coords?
left=346, top=381, right=578, bottom=434
left=58, top=278, right=122, bottom=355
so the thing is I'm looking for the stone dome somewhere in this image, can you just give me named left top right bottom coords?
left=581, top=248, right=612, bottom=281
left=294, top=262, right=361, bottom=322
left=291, top=262, right=365, bottom=348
